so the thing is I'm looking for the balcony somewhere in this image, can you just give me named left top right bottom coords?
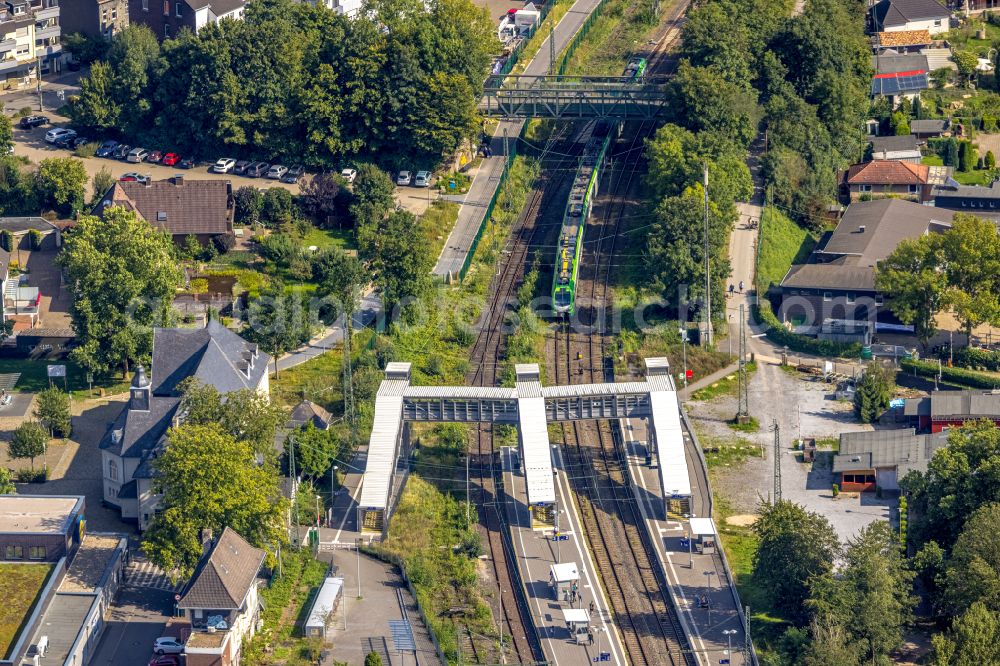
left=35, top=24, right=59, bottom=40
left=0, top=39, right=15, bottom=53
left=0, top=57, right=31, bottom=75
left=34, top=6, right=59, bottom=21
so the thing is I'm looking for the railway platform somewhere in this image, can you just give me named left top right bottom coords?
left=622, top=415, right=752, bottom=666
left=500, top=446, right=629, bottom=665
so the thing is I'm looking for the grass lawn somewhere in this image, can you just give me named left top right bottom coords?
left=757, top=207, right=817, bottom=292
left=300, top=226, right=355, bottom=252
left=922, top=154, right=997, bottom=185
left=0, top=563, right=53, bottom=658
left=420, top=201, right=460, bottom=265
left=690, top=361, right=756, bottom=401
left=0, top=359, right=130, bottom=399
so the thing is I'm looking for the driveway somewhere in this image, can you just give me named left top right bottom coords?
left=90, top=586, right=173, bottom=666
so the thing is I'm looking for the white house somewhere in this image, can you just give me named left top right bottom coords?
left=100, top=321, right=270, bottom=531
left=872, top=0, right=951, bottom=35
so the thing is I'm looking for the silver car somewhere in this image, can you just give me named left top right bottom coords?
left=266, top=164, right=288, bottom=180
left=126, top=147, right=149, bottom=163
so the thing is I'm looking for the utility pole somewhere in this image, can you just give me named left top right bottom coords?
left=35, top=58, right=43, bottom=112
left=744, top=605, right=753, bottom=663
left=736, top=304, right=750, bottom=421
left=772, top=420, right=782, bottom=502
left=343, top=303, right=357, bottom=447
left=465, top=446, right=471, bottom=527
left=703, top=164, right=713, bottom=347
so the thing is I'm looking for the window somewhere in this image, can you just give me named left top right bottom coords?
left=176, top=2, right=182, bottom=16
left=111, top=8, right=117, bottom=19
left=5, top=545, right=23, bottom=559
left=934, top=19, right=942, bottom=27
left=156, top=211, right=167, bottom=221
left=164, top=23, right=170, bottom=38
left=860, top=184, right=872, bottom=192
left=822, top=292, right=832, bottom=302
left=875, top=294, right=884, bottom=305
left=29, top=546, right=45, bottom=560
left=908, top=185, right=918, bottom=194
left=142, top=0, right=148, bottom=10
left=107, top=486, right=117, bottom=498
left=163, top=0, right=169, bottom=16
left=108, top=459, right=118, bottom=481
left=846, top=293, right=856, bottom=304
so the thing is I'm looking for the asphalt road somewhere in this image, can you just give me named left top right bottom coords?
left=90, top=586, right=173, bottom=666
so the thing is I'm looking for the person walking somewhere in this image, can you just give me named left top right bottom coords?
left=738, top=280, right=744, bottom=293
left=728, top=284, right=734, bottom=298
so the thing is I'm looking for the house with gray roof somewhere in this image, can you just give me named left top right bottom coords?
left=778, top=199, right=954, bottom=337
left=178, top=527, right=265, bottom=666
left=100, top=321, right=270, bottom=531
left=904, top=389, right=1000, bottom=432
left=910, top=117, right=952, bottom=139
left=833, top=428, right=948, bottom=492
left=872, top=0, right=950, bottom=35
left=869, top=134, right=922, bottom=162
left=932, top=179, right=1000, bottom=220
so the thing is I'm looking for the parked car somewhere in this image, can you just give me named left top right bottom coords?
left=212, top=157, right=237, bottom=174
left=95, top=140, right=119, bottom=158
left=161, top=152, right=180, bottom=166
left=126, top=147, right=149, bottom=163
left=147, top=150, right=164, bottom=164
left=234, top=160, right=252, bottom=175
left=246, top=161, right=269, bottom=177
left=54, top=135, right=88, bottom=150
left=19, top=115, right=48, bottom=129
left=282, top=165, right=305, bottom=184
left=397, top=170, right=412, bottom=186
left=44, top=128, right=76, bottom=144
left=152, top=637, right=184, bottom=655
left=119, top=172, right=150, bottom=184
left=341, top=167, right=357, bottom=183
left=112, top=144, right=132, bottom=160
left=148, top=656, right=179, bottom=666
left=266, top=164, right=288, bottom=180
left=414, top=170, right=431, bottom=187
left=178, top=157, right=196, bottom=169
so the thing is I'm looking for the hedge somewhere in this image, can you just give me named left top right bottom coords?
left=753, top=303, right=863, bottom=358
left=900, top=358, right=1000, bottom=389
left=952, top=347, right=1000, bottom=373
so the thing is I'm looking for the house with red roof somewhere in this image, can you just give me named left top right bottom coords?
left=844, top=159, right=951, bottom=203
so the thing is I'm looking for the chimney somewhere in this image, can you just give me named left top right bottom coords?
left=858, top=225, right=866, bottom=233
left=173, top=175, right=184, bottom=186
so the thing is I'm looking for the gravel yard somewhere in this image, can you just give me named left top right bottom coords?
left=686, top=359, right=894, bottom=542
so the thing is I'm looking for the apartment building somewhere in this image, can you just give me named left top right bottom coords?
left=0, top=0, right=61, bottom=91
left=61, top=0, right=128, bottom=39
left=128, top=0, right=246, bottom=40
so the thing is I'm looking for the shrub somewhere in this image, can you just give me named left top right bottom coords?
left=73, top=142, right=99, bottom=159
left=953, top=346, right=1000, bottom=372
left=15, top=468, right=48, bottom=483
left=0, top=230, right=12, bottom=252
left=188, top=278, right=208, bottom=294
left=212, top=233, right=236, bottom=254
left=832, top=483, right=840, bottom=497
left=28, top=229, right=42, bottom=250
left=901, top=358, right=1000, bottom=389
left=365, top=652, right=383, bottom=666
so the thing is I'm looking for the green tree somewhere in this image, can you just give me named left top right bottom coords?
left=911, top=96, right=923, bottom=120
left=178, top=379, right=287, bottom=460
left=987, top=150, right=997, bottom=170
left=938, top=215, right=1000, bottom=341
left=244, top=282, right=316, bottom=377
left=35, top=157, right=88, bottom=216
left=854, top=362, right=895, bottom=423
left=234, top=186, right=264, bottom=226
left=891, top=111, right=910, bottom=136
left=752, top=500, right=839, bottom=624
left=299, top=172, right=346, bottom=228
left=0, top=114, right=12, bottom=156
left=183, top=234, right=202, bottom=261
left=954, top=50, right=979, bottom=87
left=667, top=62, right=761, bottom=148
left=800, top=619, right=862, bottom=666
left=90, top=166, right=116, bottom=206
left=945, top=138, right=960, bottom=167
left=876, top=234, right=950, bottom=347
left=70, top=61, right=123, bottom=132
left=366, top=209, right=432, bottom=314
left=8, top=421, right=48, bottom=470
left=365, top=652, right=383, bottom=666
left=0, top=467, right=14, bottom=494
left=58, top=208, right=183, bottom=376
left=142, top=423, right=288, bottom=577
left=351, top=163, right=396, bottom=255
left=34, top=388, right=72, bottom=438
left=290, top=422, right=340, bottom=480
left=942, top=503, right=1000, bottom=614
left=931, top=602, right=1000, bottom=666
left=314, top=247, right=366, bottom=321
left=958, top=140, right=977, bottom=173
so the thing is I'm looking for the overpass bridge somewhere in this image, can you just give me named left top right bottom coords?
left=479, top=74, right=672, bottom=119
left=357, top=358, right=690, bottom=534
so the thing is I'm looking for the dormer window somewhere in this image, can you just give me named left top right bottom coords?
left=157, top=211, right=167, bottom=221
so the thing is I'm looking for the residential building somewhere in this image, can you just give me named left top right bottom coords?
left=871, top=54, right=929, bottom=105
left=92, top=176, right=235, bottom=246
left=0, top=495, right=127, bottom=666
left=779, top=199, right=955, bottom=334
left=0, top=0, right=62, bottom=92
left=869, top=134, right=922, bottom=162
left=60, top=0, right=128, bottom=39
left=288, top=400, right=332, bottom=431
left=920, top=46, right=958, bottom=72
left=305, top=0, right=362, bottom=17
left=833, top=428, right=948, bottom=492
left=843, top=159, right=950, bottom=202
left=872, top=0, right=950, bottom=35
left=128, top=0, right=246, bottom=40
left=100, top=321, right=270, bottom=530
left=932, top=179, right=1000, bottom=219
left=910, top=117, right=951, bottom=139
left=904, top=389, right=1000, bottom=432
left=177, top=527, right=266, bottom=666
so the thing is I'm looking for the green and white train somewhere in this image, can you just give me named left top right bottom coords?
left=551, top=57, right=646, bottom=316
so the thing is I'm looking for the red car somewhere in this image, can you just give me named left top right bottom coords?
left=147, top=150, right=163, bottom=164
left=148, top=656, right=179, bottom=666
left=162, top=152, right=180, bottom=166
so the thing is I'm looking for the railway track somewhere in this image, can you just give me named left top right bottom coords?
left=461, top=130, right=584, bottom=665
